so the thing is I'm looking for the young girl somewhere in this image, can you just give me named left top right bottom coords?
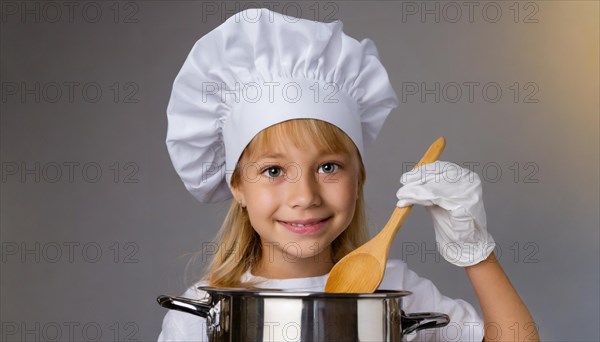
left=160, top=8, right=538, bottom=341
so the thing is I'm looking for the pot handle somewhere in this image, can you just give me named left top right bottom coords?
left=401, top=310, right=450, bottom=335
left=157, top=295, right=213, bottom=318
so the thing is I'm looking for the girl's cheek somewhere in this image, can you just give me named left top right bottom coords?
left=324, top=173, right=353, bottom=190
left=251, top=189, right=280, bottom=208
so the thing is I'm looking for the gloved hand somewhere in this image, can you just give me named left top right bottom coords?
left=396, top=161, right=495, bottom=267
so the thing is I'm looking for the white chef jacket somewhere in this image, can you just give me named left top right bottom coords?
left=158, top=259, right=484, bottom=341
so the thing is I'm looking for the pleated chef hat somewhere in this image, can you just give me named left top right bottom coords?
left=166, top=8, right=399, bottom=203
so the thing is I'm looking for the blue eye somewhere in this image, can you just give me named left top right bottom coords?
left=318, top=163, right=339, bottom=174
left=261, top=166, right=284, bottom=178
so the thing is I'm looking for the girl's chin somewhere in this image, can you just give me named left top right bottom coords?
left=275, top=240, right=332, bottom=260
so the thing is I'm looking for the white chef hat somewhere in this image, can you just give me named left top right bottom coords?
left=166, top=8, right=399, bottom=203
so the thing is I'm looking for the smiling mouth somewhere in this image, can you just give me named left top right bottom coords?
left=278, top=217, right=331, bottom=234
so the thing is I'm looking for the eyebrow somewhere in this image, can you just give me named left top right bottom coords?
left=256, top=151, right=349, bottom=161
left=260, top=153, right=286, bottom=159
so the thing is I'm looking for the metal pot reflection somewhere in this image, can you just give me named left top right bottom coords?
left=158, top=286, right=450, bottom=341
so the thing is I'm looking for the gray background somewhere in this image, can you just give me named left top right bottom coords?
left=1, top=1, right=598, bottom=341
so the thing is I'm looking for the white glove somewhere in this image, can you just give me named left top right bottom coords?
left=396, top=161, right=495, bottom=267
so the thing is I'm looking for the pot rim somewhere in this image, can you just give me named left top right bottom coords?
left=199, top=286, right=413, bottom=298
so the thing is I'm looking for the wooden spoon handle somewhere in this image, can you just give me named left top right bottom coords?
left=378, top=137, right=446, bottom=241
left=414, top=136, right=446, bottom=169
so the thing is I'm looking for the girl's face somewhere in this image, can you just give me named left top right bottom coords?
left=231, top=136, right=360, bottom=276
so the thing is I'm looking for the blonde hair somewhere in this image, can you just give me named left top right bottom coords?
left=201, top=119, right=368, bottom=287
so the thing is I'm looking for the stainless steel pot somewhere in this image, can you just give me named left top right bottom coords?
left=158, top=286, right=450, bottom=341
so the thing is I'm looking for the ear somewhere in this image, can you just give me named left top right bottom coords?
left=230, top=186, right=246, bottom=207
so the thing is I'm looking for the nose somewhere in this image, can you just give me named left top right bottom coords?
left=286, top=170, right=322, bottom=209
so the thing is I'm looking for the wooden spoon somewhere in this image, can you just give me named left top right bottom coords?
left=324, top=137, right=446, bottom=293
